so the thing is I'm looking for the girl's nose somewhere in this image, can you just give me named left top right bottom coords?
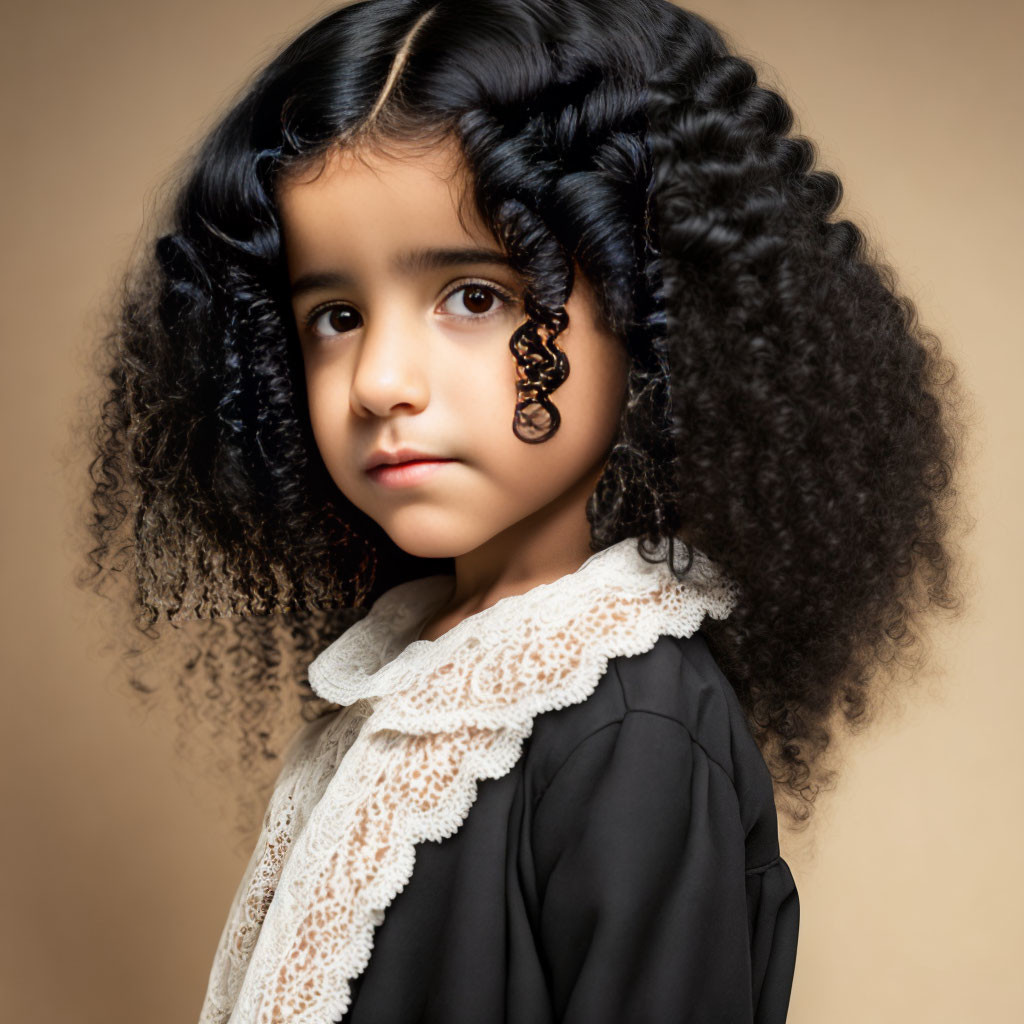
left=348, top=315, right=430, bottom=419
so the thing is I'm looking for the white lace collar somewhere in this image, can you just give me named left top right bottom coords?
left=199, top=536, right=739, bottom=1024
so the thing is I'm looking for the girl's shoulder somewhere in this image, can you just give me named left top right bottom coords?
left=525, top=629, right=781, bottom=864
left=528, top=630, right=742, bottom=779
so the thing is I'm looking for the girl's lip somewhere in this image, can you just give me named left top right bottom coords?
left=366, top=458, right=456, bottom=488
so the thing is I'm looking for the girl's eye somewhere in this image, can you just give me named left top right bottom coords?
left=438, top=282, right=513, bottom=320
left=306, top=304, right=363, bottom=338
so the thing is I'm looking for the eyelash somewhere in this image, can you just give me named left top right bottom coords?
left=301, top=278, right=519, bottom=337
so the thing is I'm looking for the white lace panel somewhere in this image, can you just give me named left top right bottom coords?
left=198, top=536, right=739, bottom=1024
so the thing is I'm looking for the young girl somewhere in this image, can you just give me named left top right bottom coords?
left=80, top=1, right=968, bottom=1021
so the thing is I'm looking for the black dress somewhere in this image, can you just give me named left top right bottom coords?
left=334, top=629, right=800, bottom=1023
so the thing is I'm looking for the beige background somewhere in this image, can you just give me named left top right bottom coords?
left=2, top=0, right=1020, bottom=1020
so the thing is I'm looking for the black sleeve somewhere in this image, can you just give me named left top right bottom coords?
left=532, top=710, right=758, bottom=1023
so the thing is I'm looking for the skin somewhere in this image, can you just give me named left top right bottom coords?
left=277, top=134, right=629, bottom=641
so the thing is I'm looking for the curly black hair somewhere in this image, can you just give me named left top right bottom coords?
left=74, top=0, right=972, bottom=840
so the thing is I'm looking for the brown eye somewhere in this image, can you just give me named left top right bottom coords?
left=439, top=282, right=513, bottom=319
left=306, top=304, right=362, bottom=338
left=462, top=286, right=496, bottom=314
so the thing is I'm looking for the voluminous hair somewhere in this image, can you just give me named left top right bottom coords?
left=76, top=0, right=972, bottom=837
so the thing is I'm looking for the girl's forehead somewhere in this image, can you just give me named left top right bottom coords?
left=281, top=138, right=479, bottom=220
left=277, top=136, right=495, bottom=266
left=279, top=132, right=467, bottom=200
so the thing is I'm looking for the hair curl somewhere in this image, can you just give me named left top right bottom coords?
left=74, top=0, right=973, bottom=840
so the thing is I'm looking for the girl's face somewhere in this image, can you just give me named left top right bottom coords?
left=278, top=134, right=629, bottom=562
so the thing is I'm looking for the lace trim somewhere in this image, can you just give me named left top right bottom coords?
left=199, top=537, right=739, bottom=1024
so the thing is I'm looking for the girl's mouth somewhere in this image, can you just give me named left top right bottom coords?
left=366, top=458, right=457, bottom=488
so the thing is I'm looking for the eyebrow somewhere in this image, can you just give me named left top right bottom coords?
left=289, top=246, right=515, bottom=300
